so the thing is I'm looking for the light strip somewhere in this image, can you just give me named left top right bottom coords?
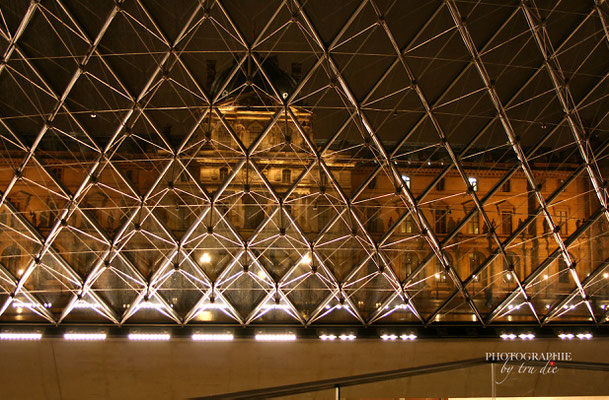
left=338, top=334, right=356, bottom=341
left=0, top=333, right=42, bottom=340
left=400, top=334, right=417, bottom=341
left=64, top=333, right=107, bottom=341
left=254, top=334, right=296, bottom=341
left=192, top=334, right=234, bottom=341
left=519, top=333, right=535, bottom=340
left=558, top=333, right=574, bottom=340
left=500, top=333, right=516, bottom=340
left=319, top=334, right=337, bottom=341
left=576, top=333, right=592, bottom=340
left=127, top=333, right=171, bottom=341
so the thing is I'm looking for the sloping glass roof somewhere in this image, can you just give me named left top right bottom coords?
left=0, top=0, right=608, bottom=327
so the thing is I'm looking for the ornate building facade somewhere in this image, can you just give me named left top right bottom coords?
left=1, top=61, right=607, bottom=326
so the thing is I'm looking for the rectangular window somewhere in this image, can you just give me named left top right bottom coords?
left=49, top=167, right=63, bottom=181
left=401, top=215, right=415, bottom=234
left=219, top=167, right=228, bottom=182
left=125, top=169, right=135, bottom=182
left=206, top=59, right=216, bottom=87
left=435, top=209, right=447, bottom=234
left=502, top=179, right=511, bottom=192
left=291, top=62, right=302, bottom=81
left=436, top=177, right=445, bottom=191
left=468, top=212, right=480, bottom=235
left=282, top=169, right=292, bottom=184
left=320, top=172, right=328, bottom=188
left=369, top=176, right=377, bottom=189
left=558, top=259, right=570, bottom=283
left=557, top=210, right=568, bottom=235
left=217, top=126, right=231, bottom=146
left=501, top=211, right=513, bottom=235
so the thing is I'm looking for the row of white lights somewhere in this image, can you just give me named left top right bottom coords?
left=558, top=333, right=593, bottom=340
left=501, top=332, right=594, bottom=341
left=0, top=332, right=595, bottom=341
left=500, top=333, right=535, bottom=340
left=380, top=334, right=417, bottom=341
left=319, top=334, right=356, bottom=341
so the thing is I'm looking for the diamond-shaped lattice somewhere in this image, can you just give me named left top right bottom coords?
left=0, top=0, right=608, bottom=327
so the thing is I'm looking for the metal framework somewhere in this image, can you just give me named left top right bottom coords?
left=0, top=0, right=608, bottom=327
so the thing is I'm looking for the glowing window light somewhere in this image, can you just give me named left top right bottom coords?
left=72, top=301, right=101, bottom=309
left=0, top=333, right=42, bottom=340
left=12, top=301, right=52, bottom=309
left=319, top=334, right=337, bottom=341
left=255, top=333, right=296, bottom=341
left=468, top=177, right=478, bottom=191
left=558, top=333, right=574, bottom=340
left=338, top=334, right=356, bottom=341
left=64, top=333, right=107, bottom=341
left=199, top=253, right=211, bottom=263
left=299, top=253, right=312, bottom=265
left=128, top=333, right=170, bottom=341
left=400, top=334, right=417, bottom=341
left=500, top=333, right=516, bottom=340
left=519, top=333, right=535, bottom=340
left=192, top=334, right=234, bottom=341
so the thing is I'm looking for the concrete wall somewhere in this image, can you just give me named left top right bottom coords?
left=0, top=338, right=608, bottom=399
